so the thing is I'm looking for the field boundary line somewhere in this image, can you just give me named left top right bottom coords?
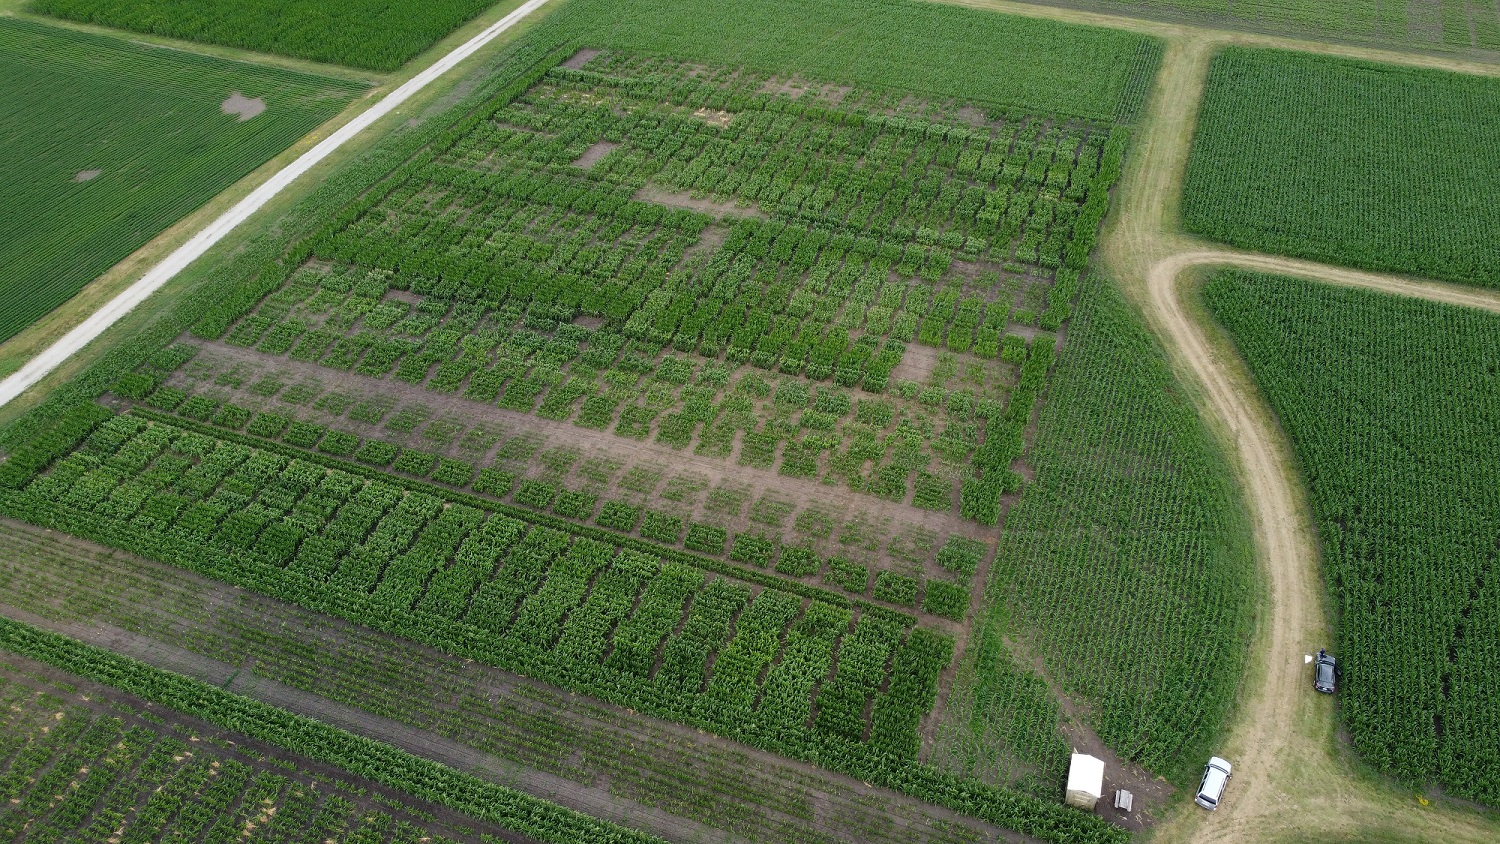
left=0, top=0, right=553, bottom=410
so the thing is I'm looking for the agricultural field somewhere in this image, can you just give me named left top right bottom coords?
left=935, top=277, right=1254, bottom=789
left=29, top=0, right=502, bottom=71
left=0, top=517, right=1055, bottom=844
left=1182, top=48, right=1500, bottom=287
left=1205, top=271, right=1500, bottom=807
left=0, top=0, right=1276, bottom=840
left=0, top=17, right=363, bottom=345
left=0, top=661, right=533, bottom=844
left=0, top=619, right=666, bottom=844
left=1028, top=0, right=1500, bottom=52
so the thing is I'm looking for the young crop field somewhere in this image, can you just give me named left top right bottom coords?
left=0, top=18, right=363, bottom=345
left=101, top=48, right=1139, bottom=626
left=1205, top=271, right=1500, bottom=807
left=934, top=277, right=1255, bottom=789
left=1182, top=48, right=1500, bottom=287
left=0, top=0, right=1226, bottom=839
left=1026, top=0, right=1500, bottom=52
left=0, top=619, right=672, bottom=844
left=29, top=0, right=502, bottom=71
left=0, top=652, right=538, bottom=844
left=0, top=518, right=1047, bottom=844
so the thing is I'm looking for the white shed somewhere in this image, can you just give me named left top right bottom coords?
left=1066, top=753, right=1105, bottom=810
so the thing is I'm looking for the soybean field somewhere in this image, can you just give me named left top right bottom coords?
left=0, top=18, right=363, bottom=345
left=1205, top=270, right=1500, bottom=807
left=1183, top=48, right=1500, bottom=288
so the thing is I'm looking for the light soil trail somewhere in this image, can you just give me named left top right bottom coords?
left=0, top=0, right=554, bottom=411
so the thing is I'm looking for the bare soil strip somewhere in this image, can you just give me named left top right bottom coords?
left=181, top=336, right=991, bottom=601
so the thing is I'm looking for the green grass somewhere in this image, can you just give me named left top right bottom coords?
left=30, top=0, right=500, bottom=71
left=1205, top=270, right=1500, bottom=807
left=934, top=276, right=1256, bottom=786
left=0, top=18, right=363, bottom=344
left=1035, top=0, right=1500, bottom=52
left=1183, top=48, right=1500, bottom=287
left=563, top=0, right=1161, bottom=122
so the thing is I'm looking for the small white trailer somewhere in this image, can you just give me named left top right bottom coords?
left=1065, top=753, right=1105, bottom=810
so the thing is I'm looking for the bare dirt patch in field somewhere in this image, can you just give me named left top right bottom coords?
left=572, top=139, right=618, bottom=169
left=221, top=91, right=266, bottom=121
left=561, top=48, right=601, bottom=69
left=890, top=343, right=943, bottom=384
left=72, top=169, right=102, bottom=183
left=635, top=184, right=765, bottom=218
left=691, top=106, right=734, bottom=127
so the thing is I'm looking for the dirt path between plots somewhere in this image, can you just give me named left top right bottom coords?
left=0, top=0, right=556, bottom=410
left=181, top=337, right=994, bottom=598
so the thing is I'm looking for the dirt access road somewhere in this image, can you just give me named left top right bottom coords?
left=0, top=0, right=554, bottom=410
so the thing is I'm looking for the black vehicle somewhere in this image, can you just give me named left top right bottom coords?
left=1314, top=649, right=1337, bottom=694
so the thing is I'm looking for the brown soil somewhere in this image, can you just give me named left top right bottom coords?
left=889, top=343, right=943, bottom=384
left=634, top=184, right=765, bottom=218
left=691, top=107, right=735, bottom=127
left=572, top=139, right=619, bottom=169
left=561, top=48, right=601, bottom=70
left=0, top=519, right=1039, bottom=844
left=221, top=91, right=267, bottom=121
left=383, top=288, right=423, bottom=304
left=758, top=77, right=808, bottom=98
